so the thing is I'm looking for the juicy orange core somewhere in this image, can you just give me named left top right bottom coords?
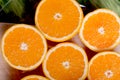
left=54, top=13, right=62, bottom=20
left=62, top=61, right=70, bottom=69
left=20, top=42, right=28, bottom=51
left=98, top=27, right=105, bottom=35
left=104, top=70, right=113, bottom=78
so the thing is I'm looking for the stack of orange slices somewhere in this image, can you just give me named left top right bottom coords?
left=1, top=0, right=120, bottom=80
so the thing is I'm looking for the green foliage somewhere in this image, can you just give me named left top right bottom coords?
left=0, top=0, right=25, bottom=17
left=77, top=0, right=89, bottom=7
left=89, top=0, right=120, bottom=16
left=77, top=0, right=88, bottom=4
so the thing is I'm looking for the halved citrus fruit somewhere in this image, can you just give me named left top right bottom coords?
left=79, top=9, right=120, bottom=52
left=21, top=75, right=48, bottom=80
left=1, top=24, right=47, bottom=71
left=42, top=42, right=88, bottom=80
left=88, top=51, right=120, bottom=80
left=35, top=0, right=83, bottom=42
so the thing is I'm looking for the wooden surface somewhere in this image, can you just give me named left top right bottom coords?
left=0, top=23, right=20, bottom=80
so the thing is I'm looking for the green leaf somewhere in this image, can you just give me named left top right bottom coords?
left=90, top=0, right=120, bottom=16
left=77, top=0, right=89, bottom=5
left=0, top=0, right=25, bottom=18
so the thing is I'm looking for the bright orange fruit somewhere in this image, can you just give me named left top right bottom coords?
left=88, top=51, right=120, bottom=80
left=79, top=9, right=120, bottom=52
left=21, top=75, right=48, bottom=80
left=1, top=24, right=47, bottom=71
left=42, top=42, right=88, bottom=80
left=35, top=0, right=83, bottom=42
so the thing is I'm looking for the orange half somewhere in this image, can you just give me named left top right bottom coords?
left=35, top=0, right=83, bottom=42
left=79, top=9, right=120, bottom=52
left=88, top=51, right=120, bottom=80
left=43, top=42, right=88, bottom=80
left=21, top=75, right=49, bottom=80
left=1, top=24, right=47, bottom=71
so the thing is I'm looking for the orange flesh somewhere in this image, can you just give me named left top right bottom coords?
left=46, top=46, right=85, bottom=80
left=4, top=27, right=45, bottom=67
left=26, top=78, right=39, bottom=80
left=89, top=54, right=120, bottom=79
left=36, top=0, right=80, bottom=38
left=83, top=12, right=120, bottom=49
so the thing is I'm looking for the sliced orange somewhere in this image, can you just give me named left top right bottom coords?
left=88, top=51, right=120, bottom=80
left=21, top=75, right=49, bottom=80
left=1, top=24, right=47, bottom=71
left=79, top=9, right=120, bottom=52
left=42, top=42, right=88, bottom=80
left=35, top=0, right=83, bottom=42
